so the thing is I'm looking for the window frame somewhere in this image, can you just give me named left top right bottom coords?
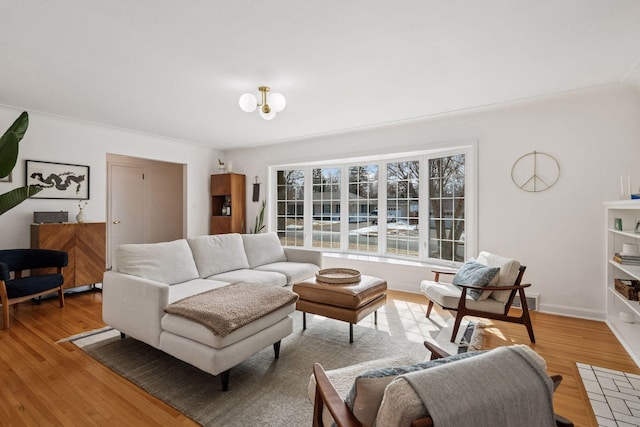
left=268, top=142, right=477, bottom=266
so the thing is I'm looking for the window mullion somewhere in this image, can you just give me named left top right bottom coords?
left=378, top=161, right=387, bottom=257
left=340, top=165, right=348, bottom=251
left=304, top=166, right=313, bottom=248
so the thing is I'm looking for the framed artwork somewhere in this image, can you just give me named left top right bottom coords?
left=0, top=172, right=11, bottom=183
left=25, top=160, right=90, bottom=199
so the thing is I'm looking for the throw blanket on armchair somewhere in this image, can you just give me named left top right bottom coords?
left=164, top=282, right=298, bottom=337
left=402, top=345, right=555, bottom=427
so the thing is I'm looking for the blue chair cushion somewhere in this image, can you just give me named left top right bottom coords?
left=5, top=274, right=63, bottom=299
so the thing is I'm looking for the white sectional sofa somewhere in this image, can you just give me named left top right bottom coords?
left=102, top=232, right=321, bottom=390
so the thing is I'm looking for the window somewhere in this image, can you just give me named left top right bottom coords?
left=271, top=145, right=473, bottom=264
left=348, top=165, right=378, bottom=253
left=312, top=167, right=341, bottom=249
left=276, top=169, right=304, bottom=247
left=386, top=160, right=419, bottom=257
left=428, top=155, right=465, bottom=262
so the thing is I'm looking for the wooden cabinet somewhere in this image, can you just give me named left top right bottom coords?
left=31, top=222, right=106, bottom=289
left=605, top=200, right=640, bottom=365
left=211, top=173, right=245, bottom=234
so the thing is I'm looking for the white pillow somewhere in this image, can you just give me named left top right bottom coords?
left=115, top=239, right=199, bottom=285
left=241, top=232, right=287, bottom=268
left=188, top=234, right=250, bottom=277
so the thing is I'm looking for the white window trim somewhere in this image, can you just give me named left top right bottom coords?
left=268, top=140, right=477, bottom=266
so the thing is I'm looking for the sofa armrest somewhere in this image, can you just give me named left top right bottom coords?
left=102, top=270, right=171, bottom=348
left=284, top=248, right=323, bottom=268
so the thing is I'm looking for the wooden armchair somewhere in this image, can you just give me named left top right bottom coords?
left=0, top=249, right=68, bottom=328
left=311, top=341, right=574, bottom=427
left=420, top=251, right=535, bottom=343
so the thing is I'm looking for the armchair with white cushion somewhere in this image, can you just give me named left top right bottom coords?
left=420, top=251, right=535, bottom=343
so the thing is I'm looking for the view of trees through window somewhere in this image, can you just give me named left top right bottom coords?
left=274, top=151, right=467, bottom=263
left=312, top=167, right=341, bottom=249
left=386, top=160, right=419, bottom=257
left=276, top=169, right=304, bottom=247
left=429, top=154, right=465, bottom=262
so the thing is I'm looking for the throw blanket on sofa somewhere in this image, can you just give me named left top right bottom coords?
left=164, top=282, right=298, bottom=337
left=402, top=345, right=555, bottom=427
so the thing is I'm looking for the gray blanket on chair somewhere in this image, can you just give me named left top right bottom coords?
left=402, top=345, right=555, bottom=427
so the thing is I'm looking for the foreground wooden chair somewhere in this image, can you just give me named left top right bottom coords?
left=420, top=251, right=535, bottom=343
left=312, top=341, right=573, bottom=427
left=0, top=249, right=68, bottom=329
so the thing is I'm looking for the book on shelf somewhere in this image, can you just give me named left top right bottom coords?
left=614, top=253, right=640, bottom=265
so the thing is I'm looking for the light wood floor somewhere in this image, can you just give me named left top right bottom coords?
left=0, top=289, right=635, bottom=426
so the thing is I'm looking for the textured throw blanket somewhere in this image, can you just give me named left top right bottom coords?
left=402, top=345, right=555, bottom=427
left=164, top=282, right=298, bottom=337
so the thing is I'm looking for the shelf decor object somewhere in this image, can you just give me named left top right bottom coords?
left=605, top=200, right=640, bottom=365
left=315, top=268, right=361, bottom=284
left=510, top=151, right=560, bottom=192
left=239, top=86, right=286, bottom=120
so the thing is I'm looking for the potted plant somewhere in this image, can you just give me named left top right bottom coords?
left=0, top=112, right=41, bottom=215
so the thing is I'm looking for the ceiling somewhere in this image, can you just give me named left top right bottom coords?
left=1, top=1, right=639, bottom=150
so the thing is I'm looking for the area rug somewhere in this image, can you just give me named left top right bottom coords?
left=577, top=362, right=640, bottom=426
left=67, top=304, right=483, bottom=427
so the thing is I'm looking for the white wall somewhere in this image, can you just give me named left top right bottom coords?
left=225, top=85, right=640, bottom=319
left=0, top=106, right=220, bottom=249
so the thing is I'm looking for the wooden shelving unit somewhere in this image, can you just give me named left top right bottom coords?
left=605, top=200, right=640, bottom=366
left=210, top=173, right=246, bottom=234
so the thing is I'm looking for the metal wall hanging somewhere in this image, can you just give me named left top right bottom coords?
left=511, top=151, right=560, bottom=193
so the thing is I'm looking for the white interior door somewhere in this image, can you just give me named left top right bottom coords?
left=109, top=164, right=145, bottom=267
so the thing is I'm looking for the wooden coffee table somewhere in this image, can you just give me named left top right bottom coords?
left=292, top=275, right=387, bottom=343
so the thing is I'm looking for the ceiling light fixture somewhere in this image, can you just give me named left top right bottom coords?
left=238, top=86, right=286, bottom=120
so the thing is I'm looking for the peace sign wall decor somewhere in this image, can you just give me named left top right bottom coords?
left=511, top=151, right=560, bottom=192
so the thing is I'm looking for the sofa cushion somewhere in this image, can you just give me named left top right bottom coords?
left=451, top=259, right=500, bottom=301
left=241, top=232, right=287, bottom=268
left=161, top=303, right=295, bottom=349
left=168, top=278, right=230, bottom=303
left=254, top=262, right=319, bottom=285
left=208, top=269, right=287, bottom=286
left=115, top=239, right=199, bottom=285
left=188, top=234, right=250, bottom=278
left=344, top=351, right=483, bottom=427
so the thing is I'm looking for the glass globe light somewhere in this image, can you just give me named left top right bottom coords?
left=259, top=107, right=277, bottom=120
left=239, top=93, right=257, bottom=112
left=269, top=93, right=286, bottom=113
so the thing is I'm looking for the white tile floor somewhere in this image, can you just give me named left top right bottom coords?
left=577, top=363, right=640, bottom=426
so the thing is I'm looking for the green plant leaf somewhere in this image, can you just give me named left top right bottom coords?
left=0, top=112, right=28, bottom=179
left=3, top=111, right=28, bottom=142
left=0, top=131, right=19, bottom=178
left=0, top=185, right=41, bottom=216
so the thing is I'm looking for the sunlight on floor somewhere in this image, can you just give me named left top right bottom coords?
left=351, top=298, right=453, bottom=344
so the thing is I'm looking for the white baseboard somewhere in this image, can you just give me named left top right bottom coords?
left=537, top=303, right=605, bottom=321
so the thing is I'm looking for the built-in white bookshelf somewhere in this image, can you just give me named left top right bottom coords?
left=605, top=200, right=640, bottom=366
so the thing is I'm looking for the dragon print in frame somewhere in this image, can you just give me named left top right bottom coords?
left=25, top=160, right=89, bottom=200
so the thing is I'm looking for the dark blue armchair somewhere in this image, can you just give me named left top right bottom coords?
left=0, top=249, right=68, bottom=329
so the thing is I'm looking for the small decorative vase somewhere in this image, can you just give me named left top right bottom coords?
left=76, top=207, right=85, bottom=223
